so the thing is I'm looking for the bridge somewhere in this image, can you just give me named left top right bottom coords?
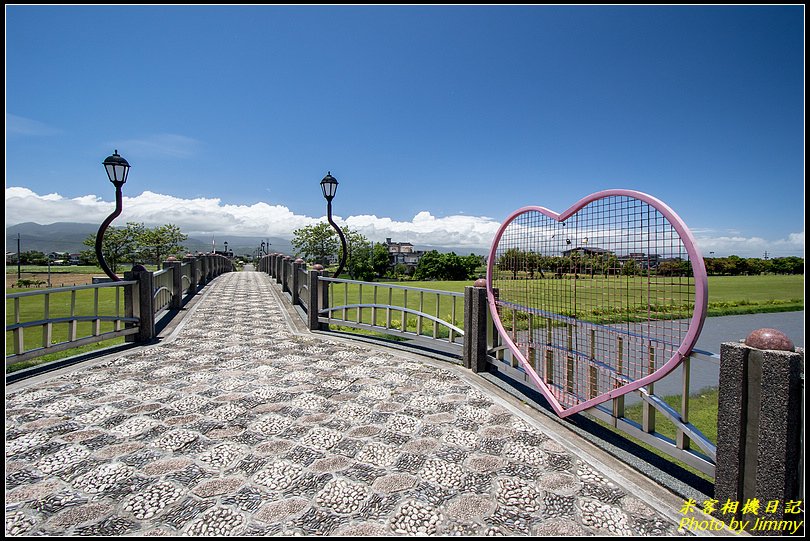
left=6, top=269, right=704, bottom=536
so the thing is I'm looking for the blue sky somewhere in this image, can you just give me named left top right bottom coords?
left=5, top=5, right=805, bottom=257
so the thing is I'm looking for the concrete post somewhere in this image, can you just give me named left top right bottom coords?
left=307, top=268, right=323, bottom=331
left=163, top=259, right=183, bottom=309
left=291, top=259, right=303, bottom=306
left=463, top=280, right=489, bottom=373
left=199, top=256, right=209, bottom=285
left=715, top=329, right=803, bottom=534
left=183, top=255, right=198, bottom=297
left=282, top=257, right=291, bottom=293
left=275, top=255, right=283, bottom=284
left=124, top=264, right=155, bottom=342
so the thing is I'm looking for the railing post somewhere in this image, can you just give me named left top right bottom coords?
left=199, top=255, right=209, bottom=285
left=308, top=266, right=324, bottom=331
left=123, top=271, right=138, bottom=343
left=163, top=258, right=183, bottom=309
left=124, top=264, right=155, bottom=342
left=291, top=259, right=303, bottom=306
left=275, top=255, right=283, bottom=284
left=715, top=329, right=803, bottom=534
left=319, top=270, right=330, bottom=331
left=183, top=255, right=198, bottom=297
left=282, top=256, right=292, bottom=293
left=463, top=279, right=489, bottom=373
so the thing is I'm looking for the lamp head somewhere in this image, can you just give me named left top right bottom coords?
left=320, top=171, right=338, bottom=201
left=103, top=150, right=130, bottom=187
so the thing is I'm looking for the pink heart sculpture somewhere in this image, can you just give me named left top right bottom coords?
left=486, top=189, right=707, bottom=418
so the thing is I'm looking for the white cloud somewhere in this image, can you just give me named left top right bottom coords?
left=5, top=187, right=803, bottom=256
left=5, top=186, right=500, bottom=249
left=693, top=231, right=805, bottom=258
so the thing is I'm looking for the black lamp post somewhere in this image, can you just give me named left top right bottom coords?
left=261, top=241, right=266, bottom=256
left=224, top=241, right=228, bottom=257
left=320, top=171, right=347, bottom=277
left=96, top=150, right=130, bottom=281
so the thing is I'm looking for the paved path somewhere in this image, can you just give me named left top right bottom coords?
left=6, top=271, right=699, bottom=536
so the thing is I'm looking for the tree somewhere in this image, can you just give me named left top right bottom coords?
left=19, top=251, right=47, bottom=265
left=292, top=222, right=339, bottom=266
left=392, top=263, right=409, bottom=280
left=414, top=251, right=480, bottom=281
left=344, top=230, right=372, bottom=281
left=371, top=243, right=391, bottom=277
left=621, top=259, right=639, bottom=276
left=498, top=248, right=526, bottom=279
left=82, top=222, right=144, bottom=274
left=138, top=224, right=188, bottom=264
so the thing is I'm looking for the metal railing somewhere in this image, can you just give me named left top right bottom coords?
left=153, top=267, right=174, bottom=314
left=6, top=281, right=140, bottom=365
left=318, top=277, right=465, bottom=348
left=486, top=319, right=718, bottom=477
left=6, top=254, right=232, bottom=373
left=260, top=256, right=719, bottom=478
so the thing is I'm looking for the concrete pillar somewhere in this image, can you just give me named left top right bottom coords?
left=282, top=257, right=292, bottom=293
left=291, top=259, right=303, bottom=305
left=124, top=264, right=155, bottom=342
left=307, top=267, right=323, bottom=331
left=163, top=259, right=182, bottom=309
left=715, top=329, right=803, bottom=534
left=463, top=280, right=489, bottom=373
left=199, top=256, right=209, bottom=285
left=275, top=255, right=283, bottom=284
left=183, top=255, right=198, bottom=297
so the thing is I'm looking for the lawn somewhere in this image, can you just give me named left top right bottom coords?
left=6, top=284, right=130, bottom=373
left=5, top=272, right=803, bottom=373
left=325, top=274, right=803, bottom=330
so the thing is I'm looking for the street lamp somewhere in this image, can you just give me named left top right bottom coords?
left=96, top=150, right=130, bottom=281
left=261, top=241, right=266, bottom=256
left=224, top=241, right=228, bottom=257
left=321, top=171, right=347, bottom=277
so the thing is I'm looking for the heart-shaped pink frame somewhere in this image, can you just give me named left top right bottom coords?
left=486, top=189, right=708, bottom=418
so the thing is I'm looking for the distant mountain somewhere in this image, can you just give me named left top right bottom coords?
left=5, top=222, right=293, bottom=257
left=6, top=222, right=99, bottom=254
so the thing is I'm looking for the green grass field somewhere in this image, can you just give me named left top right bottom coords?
left=5, top=273, right=803, bottom=373
left=6, top=285, right=129, bottom=372
left=324, top=274, right=803, bottom=331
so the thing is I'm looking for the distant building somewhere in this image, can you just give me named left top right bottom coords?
left=384, top=238, right=425, bottom=271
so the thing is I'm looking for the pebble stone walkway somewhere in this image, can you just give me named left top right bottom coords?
left=6, top=271, right=687, bottom=536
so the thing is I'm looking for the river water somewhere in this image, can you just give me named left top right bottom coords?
left=638, top=310, right=803, bottom=402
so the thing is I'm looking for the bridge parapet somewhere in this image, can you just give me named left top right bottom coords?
left=5, top=253, right=232, bottom=379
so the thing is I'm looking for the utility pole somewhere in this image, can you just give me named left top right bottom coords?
left=17, top=233, right=21, bottom=279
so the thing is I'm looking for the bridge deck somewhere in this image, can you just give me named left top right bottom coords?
left=6, top=271, right=707, bottom=536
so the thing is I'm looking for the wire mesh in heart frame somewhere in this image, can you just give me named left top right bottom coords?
left=486, top=190, right=707, bottom=417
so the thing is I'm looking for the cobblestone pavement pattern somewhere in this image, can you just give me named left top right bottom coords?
left=6, top=272, right=683, bottom=536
